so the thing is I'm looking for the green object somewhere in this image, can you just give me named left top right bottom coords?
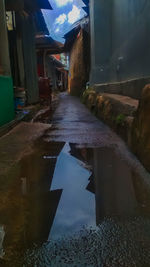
left=116, top=114, right=126, bottom=126
left=0, top=76, right=15, bottom=126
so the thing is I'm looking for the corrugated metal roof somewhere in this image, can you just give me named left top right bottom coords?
left=64, top=25, right=81, bottom=52
left=36, top=36, right=64, bottom=54
left=37, top=0, right=52, bottom=10
left=24, top=0, right=52, bottom=13
left=64, top=16, right=89, bottom=51
left=34, top=10, right=49, bottom=35
left=5, top=0, right=24, bottom=11
left=50, top=56, right=65, bottom=68
left=5, top=0, right=52, bottom=12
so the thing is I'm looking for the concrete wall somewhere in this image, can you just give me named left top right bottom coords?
left=90, top=0, right=150, bottom=85
left=90, top=0, right=112, bottom=84
left=0, top=76, right=15, bottom=126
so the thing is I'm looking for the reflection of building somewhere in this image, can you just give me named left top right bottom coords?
left=93, top=147, right=137, bottom=224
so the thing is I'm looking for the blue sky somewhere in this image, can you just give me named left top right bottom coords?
left=42, top=0, right=86, bottom=43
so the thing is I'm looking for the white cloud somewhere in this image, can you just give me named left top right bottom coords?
left=55, top=0, right=73, bottom=7
left=55, top=13, right=67, bottom=25
left=68, top=5, right=81, bottom=24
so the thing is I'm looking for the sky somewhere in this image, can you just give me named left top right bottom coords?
left=42, top=0, right=86, bottom=43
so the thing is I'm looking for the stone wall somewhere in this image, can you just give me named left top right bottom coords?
left=82, top=84, right=150, bottom=175
left=82, top=88, right=137, bottom=143
left=69, top=28, right=90, bottom=96
left=93, top=77, right=150, bottom=100
left=131, top=84, right=150, bottom=173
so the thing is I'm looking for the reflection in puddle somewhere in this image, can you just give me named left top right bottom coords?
left=49, top=143, right=95, bottom=239
left=0, top=140, right=148, bottom=265
left=24, top=217, right=150, bottom=267
left=93, top=147, right=138, bottom=223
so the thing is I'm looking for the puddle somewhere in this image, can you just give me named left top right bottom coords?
left=48, top=143, right=95, bottom=240
left=0, top=140, right=150, bottom=266
left=93, top=147, right=137, bottom=223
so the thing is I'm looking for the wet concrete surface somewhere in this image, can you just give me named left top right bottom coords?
left=1, top=93, right=150, bottom=266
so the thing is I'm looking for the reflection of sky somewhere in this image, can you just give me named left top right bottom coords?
left=49, top=143, right=96, bottom=240
left=42, top=0, right=86, bottom=42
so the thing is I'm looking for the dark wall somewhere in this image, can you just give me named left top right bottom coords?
left=21, top=15, right=39, bottom=104
left=90, top=0, right=150, bottom=85
left=110, top=0, right=150, bottom=82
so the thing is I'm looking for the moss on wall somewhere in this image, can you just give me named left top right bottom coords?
left=0, top=76, right=15, bottom=126
left=131, top=84, right=150, bottom=173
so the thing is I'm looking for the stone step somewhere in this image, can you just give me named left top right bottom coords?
left=93, top=77, right=150, bottom=100
left=97, top=93, right=139, bottom=117
left=82, top=90, right=139, bottom=143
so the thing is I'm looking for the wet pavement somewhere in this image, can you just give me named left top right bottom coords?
left=1, top=93, right=150, bottom=266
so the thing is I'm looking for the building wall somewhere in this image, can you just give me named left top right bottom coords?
left=0, top=76, right=15, bottom=126
left=46, top=57, right=58, bottom=90
left=69, top=28, right=90, bottom=96
left=0, top=0, right=11, bottom=76
left=90, top=0, right=150, bottom=85
left=21, top=15, right=39, bottom=104
left=0, top=0, right=15, bottom=126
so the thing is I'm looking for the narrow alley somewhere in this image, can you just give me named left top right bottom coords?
left=1, top=93, right=150, bottom=266
left=1, top=0, right=150, bottom=266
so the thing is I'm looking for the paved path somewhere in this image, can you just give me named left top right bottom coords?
left=25, top=93, right=150, bottom=267
left=0, top=122, right=51, bottom=178
left=1, top=93, right=150, bottom=266
left=46, top=92, right=125, bottom=146
left=45, top=93, right=149, bottom=180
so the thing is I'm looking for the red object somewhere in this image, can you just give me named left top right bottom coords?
left=53, top=54, right=61, bottom=60
left=37, top=64, right=44, bottom=77
left=77, top=32, right=81, bottom=38
left=38, top=77, right=51, bottom=100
